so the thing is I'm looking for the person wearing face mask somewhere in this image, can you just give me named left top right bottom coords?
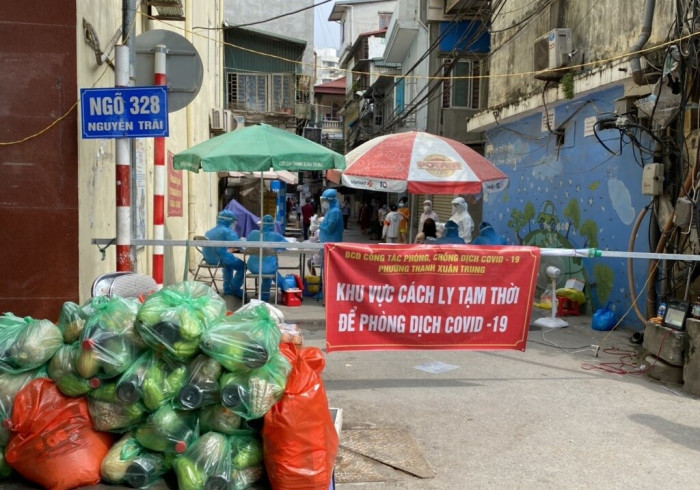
left=245, top=214, right=288, bottom=301
left=418, top=200, right=440, bottom=236
left=449, top=196, right=475, bottom=243
left=319, top=189, right=344, bottom=243
left=434, top=220, right=465, bottom=245
left=397, top=198, right=411, bottom=244
left=203, top=210, right=245, bottom=297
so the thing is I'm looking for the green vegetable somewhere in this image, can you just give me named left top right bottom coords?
left=90, top=381, right=119, bottom=403
left=230, top=434, right=263, bottom=469
left=101, top=433, right=141, bottom=483
left=173, top=457, right=205, bottom=490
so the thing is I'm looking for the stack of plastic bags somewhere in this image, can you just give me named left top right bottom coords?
left=0, top=280, right=337, bottom=490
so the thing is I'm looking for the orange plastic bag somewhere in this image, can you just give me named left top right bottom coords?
left=262, top=343, right=338, bottom=490
left=5, top=378, right=115, bottom=490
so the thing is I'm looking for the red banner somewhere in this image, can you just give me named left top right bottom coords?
left=324, top=244, right=541, bottom=352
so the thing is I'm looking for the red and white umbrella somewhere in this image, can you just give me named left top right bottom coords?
left=328, top=131, right=508, bottom=195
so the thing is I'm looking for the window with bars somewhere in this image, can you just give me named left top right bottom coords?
left=379, top=12, right=392, bottom=29
left=442, top=59, right=482, bottom=109
left=226, top=71, right=295, bottom=113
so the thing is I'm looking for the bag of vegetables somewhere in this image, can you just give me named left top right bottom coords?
left=77, top=296, right=146, bottom=380
left=0, top=367, right=47, bottom=447
left=136, top=281, right=226, bottom=361
left=177, top=354, right=223, bottom=410
left=173, top=432, right=233, bottom=490
left=135, top=404, right=199, bottom=454
left=57, top=300, right=96, bottom=344
left=101, top=432, right=173, bottom=487
left=199, top=308, right=281, bottom=373
left=198, top=404, right=242, bottom=436
left=5, top=379, right=115, bottom=490
left=219, top=350, right=292, bottom=420
left=88, top=397, right=147, bottom=433
left=0, top=313, right=63, bottom=374
left=229, top=429, right=264, bottom=490
left=116, top=350, right=187, bottom=411
left=48, top=343, right=93, bottom=397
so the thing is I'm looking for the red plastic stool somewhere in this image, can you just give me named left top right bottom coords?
left=556, top=295, right=580, bottom=316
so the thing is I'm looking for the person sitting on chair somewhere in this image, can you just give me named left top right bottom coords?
left=433, top=220, right=465, bottom=245
left=245, top=214, right=287, bottom=301
left=203, top=210, right=245, bottom=297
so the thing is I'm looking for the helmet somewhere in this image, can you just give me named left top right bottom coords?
left=321, top=189, right=337, bottom=200
left=217, top=210, right=237, bottom=225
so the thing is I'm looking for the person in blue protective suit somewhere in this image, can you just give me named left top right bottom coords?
left=433, top=220, right=466, bottom=245
left=245, top=214, right=288, bottom=301
left=472, top=222, right=508, bottom=246
left=204, top=210, right=245, bottom=297
left=319, top=188, right=344, bottom=243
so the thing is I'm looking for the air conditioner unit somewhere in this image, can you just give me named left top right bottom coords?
left=210, top=108, right=224, bottom=131
left=534, top=28, right=573, bottom=72
left=229, top=113, right=245, bottom=131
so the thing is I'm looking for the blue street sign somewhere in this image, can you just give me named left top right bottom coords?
left=80, top=86, right=169, bottom=139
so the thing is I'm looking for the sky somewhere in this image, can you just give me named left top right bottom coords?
left=314, top=0, right=340, bottom=50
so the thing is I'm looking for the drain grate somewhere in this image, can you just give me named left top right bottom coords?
left=335, top=428, right=435, bottom=483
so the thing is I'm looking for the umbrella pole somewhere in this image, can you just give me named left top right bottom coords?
left=409, top=194, right=415, bottom=243
left=259, top=172, right=263, bottom=301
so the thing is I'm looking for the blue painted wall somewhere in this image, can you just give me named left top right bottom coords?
left=482, top=85, right=653, bottom=328
left=439, top=21, right=490, bottom=53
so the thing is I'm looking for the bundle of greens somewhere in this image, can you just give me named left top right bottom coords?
left=136, top=282, right=226, bottom=361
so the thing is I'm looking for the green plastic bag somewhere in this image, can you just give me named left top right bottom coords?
left=200, top=308, right=281, bottom=372
left=173, top=432, right=233, bottom=490
left=77, top=296, right=146, bottom=380
left=47, top=343, right=93, bottom=397
left=135, top=404, right=199, bottom=454
left=220, top=351, right=292, bottom=420
left=198, top=404, right=242, bottom=436
left=229, top=429, right=265, bottom=489
left=88, top=397, right=147, bottom=433
left=57, top=300, right=97, bottom=343
left=101, top=432, right=173, bottom=486
left=116, top=350, right=187, bottom=411
left=136, top=281, right=226, bottom=361
left=177, top=354, right=223, bottom=410
left=0, top=313, right=63, bottom=374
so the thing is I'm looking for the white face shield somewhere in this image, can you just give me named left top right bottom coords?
left=321, top=201, right=330, bottom=211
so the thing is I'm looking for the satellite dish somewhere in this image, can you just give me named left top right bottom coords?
left=134, top=29, right=203, bottom=112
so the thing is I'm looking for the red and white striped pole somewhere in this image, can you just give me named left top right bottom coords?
left=153, top=44, right=167, bottom=288
left=115, top=45, right=132, bottom=271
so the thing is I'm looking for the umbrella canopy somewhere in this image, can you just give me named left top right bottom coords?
left=327, top=131, right=508, bottom=195
left=173, top=123, right=345, bottom=172
left=218, top=170, right=298, bottom=185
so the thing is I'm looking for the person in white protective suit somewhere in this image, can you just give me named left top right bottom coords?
left=449, top=196, right=475, bottom=243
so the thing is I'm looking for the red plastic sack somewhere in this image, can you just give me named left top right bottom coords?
left=262, top=343, right=338, bottom=490
left=5, top=378, right=115, bottom=490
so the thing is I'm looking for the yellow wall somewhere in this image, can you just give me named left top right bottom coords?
left=76, top=1, right=223, bottom=302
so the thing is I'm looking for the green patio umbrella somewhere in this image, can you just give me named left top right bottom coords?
left=173, top=123, right=345, bottom=173
left=173, top=123, right=345, bottom=300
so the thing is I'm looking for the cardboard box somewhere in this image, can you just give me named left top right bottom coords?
left=565, top=279, right=584, bottom=291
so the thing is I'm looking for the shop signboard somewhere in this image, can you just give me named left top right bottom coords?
left=325, top=244, right=541, bottom=352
